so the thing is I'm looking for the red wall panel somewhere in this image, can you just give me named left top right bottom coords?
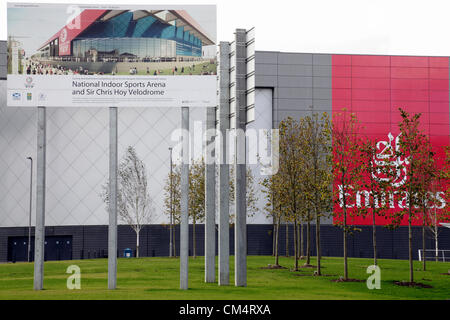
left=332, top=55, right=449, bottom=226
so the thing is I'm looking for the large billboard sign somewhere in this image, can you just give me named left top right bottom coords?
left=332, top=55, right=449, bottom=226
left=6, top=3, right=217, bottom=107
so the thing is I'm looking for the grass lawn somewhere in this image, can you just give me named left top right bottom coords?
left=0, top=256, right=449, bottom=300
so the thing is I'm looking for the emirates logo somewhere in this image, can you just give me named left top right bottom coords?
left=60, top=28, right=68, bottom=43
left=372, top=132, right=409, bottom=187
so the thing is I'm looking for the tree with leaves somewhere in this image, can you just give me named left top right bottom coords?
left=393, top=108, right=435, bottom=283
left=163, top=158, right=205, bottom=258
left=358, top=137, right=393, bottom=266
left=261, top=174, right=284, bottom=266
left=229, top=166, right=260, bottom=223
left=332, top=109, right=364, bottom=280
left=163, top=158, right=259, bottom=258
left=101, top=146, right=155, bottom=258
left=163, top=163, right=181, bottom=257
left=415, top=137, right=436, bottom=271
left=189, top=158, right=206, bottom=258
left=427, top=147, right=450, bottom=261
left=273, top=117, right=303, bottom=271
left=299, top=111, right=333, bottom=274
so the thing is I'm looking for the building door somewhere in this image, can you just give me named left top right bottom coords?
left=7, top=237, right=33, bottom=262
left=8, top=235, right=72, bottom=262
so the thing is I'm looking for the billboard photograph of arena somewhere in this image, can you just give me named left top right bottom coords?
left=8, top=4, right=217, bottom=76
left=6, top=3, right=217, bottom=107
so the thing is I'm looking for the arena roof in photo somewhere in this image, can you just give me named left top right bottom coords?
left=38, top=9, right=215, bottom=55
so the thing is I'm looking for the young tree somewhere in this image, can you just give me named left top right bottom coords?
left=299, top=111, right=333, bottom=274
left=415, top=140, right=436, bottom=271
left=229, top=166, right=260, bottom=223
left=358, top=138, right=393, bottom=265
left=393, top=108, right=434, bottom=283
left=102, top=146, right=155, bottom=258
left=332, top=109, right=364, bottom=280
left=164, top=158, right=205, bottom=258
left=189, top=158, right=206, bottom=258
left=427, top=147, right=450, bottom=261
left=163, top=163, right=181, bottom=257
left=276, top=117, right=303, bottom=271
left=261, top=175, right=284, bottom=266
left=163, top=158, right=259, bottom=258
left=426, top=176, right=449, bottom=262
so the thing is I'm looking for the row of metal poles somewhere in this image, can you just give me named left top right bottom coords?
left=33, top=37, right=249, bottom=290
left=33, top=106, right=247, bottom=290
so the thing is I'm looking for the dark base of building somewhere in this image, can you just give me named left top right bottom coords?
left=2, top=224, right=449, bottom=263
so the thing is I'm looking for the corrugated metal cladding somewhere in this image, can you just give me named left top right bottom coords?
left=254, top=51, right=333, bottom=128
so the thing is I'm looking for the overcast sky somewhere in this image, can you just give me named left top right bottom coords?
left=2, top=0, right=450, bottom=56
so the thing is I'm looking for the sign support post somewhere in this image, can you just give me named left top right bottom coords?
left=234, top=29, right=248, bottom=287
left=180, top=106, right=189, bottom=290
left=205, top=107, right=216, bottom=283
left=34, top=106, right=46, bottom=290
left=218, top=42, right=230, bottom=286
left=108, top=107, right=118, bottom=290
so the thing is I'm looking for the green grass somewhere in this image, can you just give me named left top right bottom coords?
left=0, top=256, right=449, bottom=300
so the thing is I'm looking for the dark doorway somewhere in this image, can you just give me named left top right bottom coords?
left=8, top=235, right=72, bottom=262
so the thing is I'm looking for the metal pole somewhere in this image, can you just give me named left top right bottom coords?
left=218, top=42, right=230, bottom=286
left=205, top=108, right=216, bottom=283
left=234, top=29, right=247, bottom=287
left=108, top=107, right=118, bottom=290
left=34, top=107, right=46, bottom=290
left=27, top=157, right=33, bottom=263
left=180, top=107, right=189, bottom=290
left=169, top=147, right=173, bottom=258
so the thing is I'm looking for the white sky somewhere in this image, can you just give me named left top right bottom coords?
left=2, top=0, right=450, bottom=56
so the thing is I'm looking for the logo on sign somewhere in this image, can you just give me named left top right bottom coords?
left=24, top=77, right=34, bottom=89
left=372, top=132, right=409, bottom=187
left=27, top=93, right=32, bottom=101
left=12, top=92, right=21, bottom=101
left=60, top=28, right=68, bottom=43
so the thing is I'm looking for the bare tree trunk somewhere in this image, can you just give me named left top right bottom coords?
left=306, top=219, right=311, bottom=265
left=408, top=213, right=414, bottom=283
left=193, top=219, right=196, bottom=259
left=300, top=222, right=304, bottom=259
left=272, top=218, right=276, bottom=257
left=275, top=216, right=280, bottom=266
left=173, top=225, right=177, bottom=257
left=315, top=212, right=321, bottom=276
left=285, top=222, right=289, bottom=257
left=422, top=218, right=426, bottom=271
left=372, top=211, right=377, bottom=266
left=344, top=207, right=348, bottom=280
left=136, top=229, right=140, bottom=258
left=293, top=219, right=298, bottom=271
left=435, top=227, right=439, bottom=263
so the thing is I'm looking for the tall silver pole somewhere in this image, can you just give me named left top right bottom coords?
left=218, top=42, right=230, bottom=286
left=108, top=107, right=118, bottom=290
left=169, top=147, right=173, bottom=258
left=34, top=107, right=46, bottom=290
left=234, top=29, right=247, bottom=287
left=205, top=108, right=216, bottom=283
left=180, top=107, right=189, bottom=290
left=27, top=157, right=33, bottom=263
